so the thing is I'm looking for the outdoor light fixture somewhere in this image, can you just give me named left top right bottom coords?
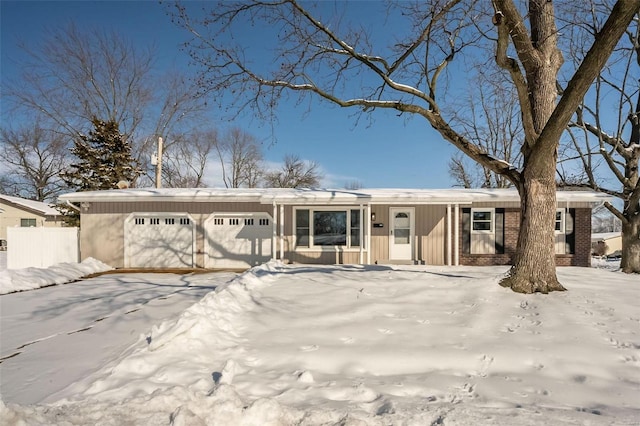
left=80, top=202, right=91, bottom=212
left=371, top=212, right=376, bottom=222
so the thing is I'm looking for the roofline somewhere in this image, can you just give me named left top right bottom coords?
left=0, top=195, right=60, bottom=217
left=57, top=188, right=612, bottom=206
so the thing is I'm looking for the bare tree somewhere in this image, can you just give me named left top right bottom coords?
left=264, top=154, right=323, bottom=188
left=162, top=130, right=218, bottom=188
left=172, top=0, right=638, bottom=293
left=448, top=74, right=522, bottom=188
left=344, top=180, right=364, bottom=190
left=3, top=23, right=207, bottom=187
left=558, top=5, right=640, bottom=273
left=215, top=127, right=264, bottom=188
left=0, top=124, right=69, bottom=201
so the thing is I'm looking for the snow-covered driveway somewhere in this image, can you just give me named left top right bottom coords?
left=0, top=271, right=237, bottom=405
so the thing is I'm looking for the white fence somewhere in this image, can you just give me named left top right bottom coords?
left=7, top=227, right=79, bottom=269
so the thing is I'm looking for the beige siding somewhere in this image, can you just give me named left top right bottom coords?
left=0, top=201, right=63, bottom=242
left=80, top=213, right=127, bottom=267
left=79, top=202, right=271, bottom=268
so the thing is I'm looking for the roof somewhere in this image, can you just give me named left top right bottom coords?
left=591, top=232, right=621, bottom=242
left=57, top=187, right=612, bottom=206
left=0, top=194, right=60, bottom=216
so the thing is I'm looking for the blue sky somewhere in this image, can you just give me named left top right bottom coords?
left=1, top=1, right=460, bottom=189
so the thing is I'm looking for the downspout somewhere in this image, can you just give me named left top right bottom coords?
left=65, top=200, right=81, bottom=212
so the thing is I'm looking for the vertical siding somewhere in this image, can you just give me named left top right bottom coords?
left=416, top=205, right=446, bottom=265
left=81, top=213, right=127, bottom=267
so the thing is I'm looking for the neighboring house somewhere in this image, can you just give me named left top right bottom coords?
left=591, top=232, right=622, bottom=257
left=58, top=188, right=609, bottom=270
left=0, top=194, right=64, bottom=249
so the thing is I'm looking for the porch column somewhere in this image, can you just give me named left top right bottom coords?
left=366, top=203, right=372, bottom=265
left=279, top=204, right=285, bottom=261
left=359, top=204, right=364, bottom=264
left=447, top=203, right=452, bottom=266
left=272, top=202, right=277, bottom=260
left=454, top=203, right=460, bottom=266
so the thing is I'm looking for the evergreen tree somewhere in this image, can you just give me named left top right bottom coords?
left=61, top=118, right=141, bottom=191
left=60, top=118, right=141, bottom=226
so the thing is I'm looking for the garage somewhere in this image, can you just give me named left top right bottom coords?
left=124, top=213, right=195, bottom=268
left=205, top=212, right=273, bottom=269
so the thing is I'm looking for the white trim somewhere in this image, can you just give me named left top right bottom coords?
left=293, top=206, right=364, bottom=250
left=447, top=204, right=452, bottom=266
left=389, top=207, right=415, bottom=261
left=279, top=204, right=284, bottom=260
left=454, top=204, right=460, bottom=266
left=124, top=212, right=195, bottom=268
left=555, top=208, right=566, bottom=234
left=366, top=203, right=372, bottom=265
left=471, top=208, right=495, bottom=234
left=272, top=202, right=277, bottom=260
left=359, top=204, right=364, bottom=264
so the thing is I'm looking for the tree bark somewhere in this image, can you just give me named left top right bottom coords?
left=620, top=213, right=640, bottom=273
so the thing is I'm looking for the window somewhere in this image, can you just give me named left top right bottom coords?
left=20, top=218, right=36, bottom=227
left=244, top=218, right=254, bottom=226
left=230, top=218, right=239, bottom=225
left=555, top=209, right=565, bottom=233
left=295, top=208, right=361, bottom=248
left=471, top=209, right=494, bottom=233
left=165, top=218, right=175, bottom=225
left=214, top=218, right=224, bottom=225
left=150, top=218, right=160, bottom=225
left=296, top=209, right=310, bottom=247
left=180, top=218, right=190, bottom=225
left=259, top=218, right=269, bottom=226
left=135, top=218, right=145, bottom=225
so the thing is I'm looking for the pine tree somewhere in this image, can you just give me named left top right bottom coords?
left=61, top=118, right=141, bottom=191
left=60, top=118, right=141, bottom=226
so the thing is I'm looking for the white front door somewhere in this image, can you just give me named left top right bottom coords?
left=389, top=207, right=414, bottom=261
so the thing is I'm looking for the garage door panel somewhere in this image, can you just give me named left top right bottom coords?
left=205, top=213, right=272, bottom=269
left=126, top=214, right=194, bottom=268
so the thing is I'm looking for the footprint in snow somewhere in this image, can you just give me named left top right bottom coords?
left=340, top=337, right=355, bottom=344
left=377, top=328, right=393, bottom=335
left=299, top=344, right=319, bottom=352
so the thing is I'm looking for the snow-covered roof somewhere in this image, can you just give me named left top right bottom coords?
left=591, top=232, right=621, bottom=242
left=0, top=194, right=60, bottom=216
left=58, top=187, right=612, bottom=206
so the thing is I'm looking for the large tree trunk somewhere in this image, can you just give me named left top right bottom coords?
left=500, top=146, right=566, bottom=293
left=620, top=213, right=640, bottom=273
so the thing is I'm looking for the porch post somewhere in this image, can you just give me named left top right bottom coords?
left=279, top=204, right=285, bottom=261
left=272, top=202, right=277, bottom=260
left=447, top=204, right=452, bottom=266
left=359, top=204, right=364, bottom=264
left=366, top=203, right=372, bottom=264
left=454, top=203, right=460, bottom=266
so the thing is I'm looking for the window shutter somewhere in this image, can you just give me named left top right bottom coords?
left=566, top=208, right=575, bottom=254
left=462, top=208, right=471, bottom=254
left=495, top=208, right=505, bottom=254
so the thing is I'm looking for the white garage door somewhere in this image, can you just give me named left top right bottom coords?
left=205, top=213, right=273, bottom=269
left=125, top=214, right=194, bottom=268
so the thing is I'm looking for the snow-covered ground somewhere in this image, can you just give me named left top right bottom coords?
left=0, top=271, right=238, bottom=405
left=0, top=257, right=112, bottom=294
left=2, top=261, right=638, bottom=425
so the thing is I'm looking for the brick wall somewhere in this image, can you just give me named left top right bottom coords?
left=459, top=207, right=591, bottom=267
